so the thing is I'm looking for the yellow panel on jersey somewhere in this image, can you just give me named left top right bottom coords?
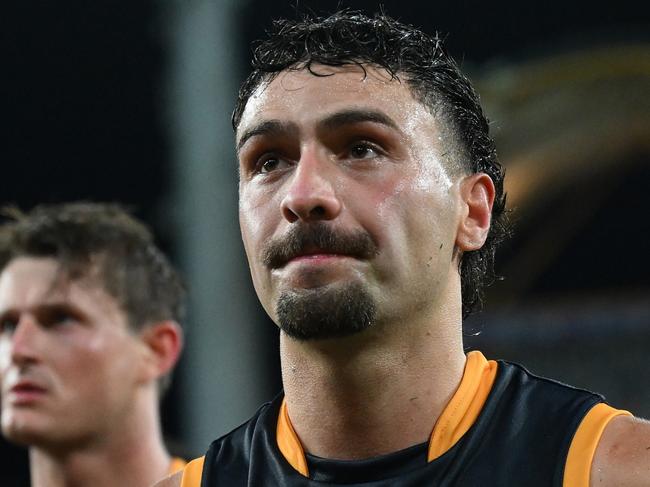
left=428, top=350, right=497, bottom=461
left=180, top=456, right=204, bottom=487
left=563, top=403, right=631, bottom=487
left=168, top=457, right=188, bottom=475
left=277, top=399, right=310, bottom=476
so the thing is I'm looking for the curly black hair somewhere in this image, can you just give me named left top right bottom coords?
left=232, top=11, right=509, bottom=318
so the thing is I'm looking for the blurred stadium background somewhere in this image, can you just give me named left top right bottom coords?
left=2, top=1, right=649, bottom=484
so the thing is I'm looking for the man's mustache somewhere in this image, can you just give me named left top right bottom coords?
left=261, top=223, right=378, bottom=269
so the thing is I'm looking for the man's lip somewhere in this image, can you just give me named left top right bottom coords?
left=9, top=381, right=47, bottom=395
left=285, top=252, right=351, bottom=265
left=6, top=381, right=48, bottom=405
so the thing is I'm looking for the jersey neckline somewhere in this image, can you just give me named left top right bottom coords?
left=276, top=350, right=498, bottom=478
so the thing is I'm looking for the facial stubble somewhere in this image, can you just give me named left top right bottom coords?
left=263, top=223, right=379, bottom=340
left=276, top=281, right=377, bottom=341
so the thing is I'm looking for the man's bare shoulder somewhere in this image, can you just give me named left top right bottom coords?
left=591, top=415, right=650, bottom=486
left=152, top=470, right=183, bottom=487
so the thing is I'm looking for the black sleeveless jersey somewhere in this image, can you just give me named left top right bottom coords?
left=200, top=360, right=602, bottom=486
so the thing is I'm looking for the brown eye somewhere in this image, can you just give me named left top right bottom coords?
left=258, top=155, right=291, bottom=174
left=349, top=143, right=380, bottom=159
left=261, top=158, right=280, bottom=173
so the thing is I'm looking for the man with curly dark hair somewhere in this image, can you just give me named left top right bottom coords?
left=160, top=10, right=648, bottom=487
left=0, top=202, right=187, bottom=487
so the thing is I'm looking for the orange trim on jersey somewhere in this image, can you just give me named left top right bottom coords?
left=563, top=403, right=631, bottom=487
left=180, top=456, right=205, bottom=487
left=427, top=350, right=498, bottom=461
left=168, top=457, right=188, bottom=475
left=277, top=398, right=311, bottom=476
left=276, top=350, right=498, bottom=477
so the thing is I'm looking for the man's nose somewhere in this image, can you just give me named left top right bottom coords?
left=280, top=149, right=343, bottom=223
left=7, top=316, right=41, bottom=366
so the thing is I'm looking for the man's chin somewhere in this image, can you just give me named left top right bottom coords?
left=276, top=282, right=377, bottom=341
left=3, top=420, right=91, bottom=453
left=2, top=409, right=67, bottom=448
left=2, top=415, right=47, bottom=447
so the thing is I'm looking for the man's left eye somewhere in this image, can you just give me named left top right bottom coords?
left=349, top=143, right=379, bottom=159
left=46, top=310, right=77, bottom=327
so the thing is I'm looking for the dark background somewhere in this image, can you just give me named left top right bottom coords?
left=2, top=1, right=649, bottom=484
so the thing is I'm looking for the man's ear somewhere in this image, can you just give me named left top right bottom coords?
left=455, top=173, right=495, bottom=252
left=138, top=321, right=184, bottom=383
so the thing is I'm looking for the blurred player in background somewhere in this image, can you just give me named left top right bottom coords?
left=0, top=202, right=186, bottom=487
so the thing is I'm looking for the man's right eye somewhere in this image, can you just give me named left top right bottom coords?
left=0, top=317, right=18, bottom=335
left=261, top=158, right=280, bottom=173
left=257, top=155, right=291, bottom=174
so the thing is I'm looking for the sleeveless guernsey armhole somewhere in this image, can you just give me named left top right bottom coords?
left=168, top=457, right=188, bottom=475
left=563, top=403, right=631, bottom=487
left=277, top=398, right=310, bottom=477
left=428, top=351, right=498, bottom=461
left=180, top=456, right=205, bottom=487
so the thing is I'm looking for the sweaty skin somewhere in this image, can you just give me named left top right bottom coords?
left=238, top=66, right=469, bottom=331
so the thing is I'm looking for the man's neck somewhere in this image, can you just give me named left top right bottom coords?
left=280, top=315, right=466, bottom=461
left=29, top=395, right=172, bottom=487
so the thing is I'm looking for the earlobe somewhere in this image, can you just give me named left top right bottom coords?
left=138, top=321, right=184, bottom=383
left=455, top=173, right=495, bottom=252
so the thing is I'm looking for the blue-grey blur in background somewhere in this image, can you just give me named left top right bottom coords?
left=2, top=1, right=649, bottom=484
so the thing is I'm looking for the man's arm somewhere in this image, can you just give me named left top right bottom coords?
left=152, top=470, right=182, bottom=487
left=591, top=415, right=650, bottom=486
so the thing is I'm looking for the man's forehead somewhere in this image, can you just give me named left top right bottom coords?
left=237, top=64, right=419, bottom=136
left=0, top=257, right=103, bottom=307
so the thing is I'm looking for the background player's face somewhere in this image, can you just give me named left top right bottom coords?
left=0, top=257, right=146, bottom=448
left=237, top=65, right=466, bottom=337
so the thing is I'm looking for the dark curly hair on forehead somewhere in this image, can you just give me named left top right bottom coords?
left=232, top=10, right=509, bottom=318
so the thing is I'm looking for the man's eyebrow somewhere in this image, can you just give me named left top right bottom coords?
left=236, top=110, right=400, bottom=151
left=319, top=109, right=402, bottom=133
left=35, top=302, right=88, bottom=321
left=0, top=302, right=81, bottom=322
left=236, top=120, right=298, bottom=152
